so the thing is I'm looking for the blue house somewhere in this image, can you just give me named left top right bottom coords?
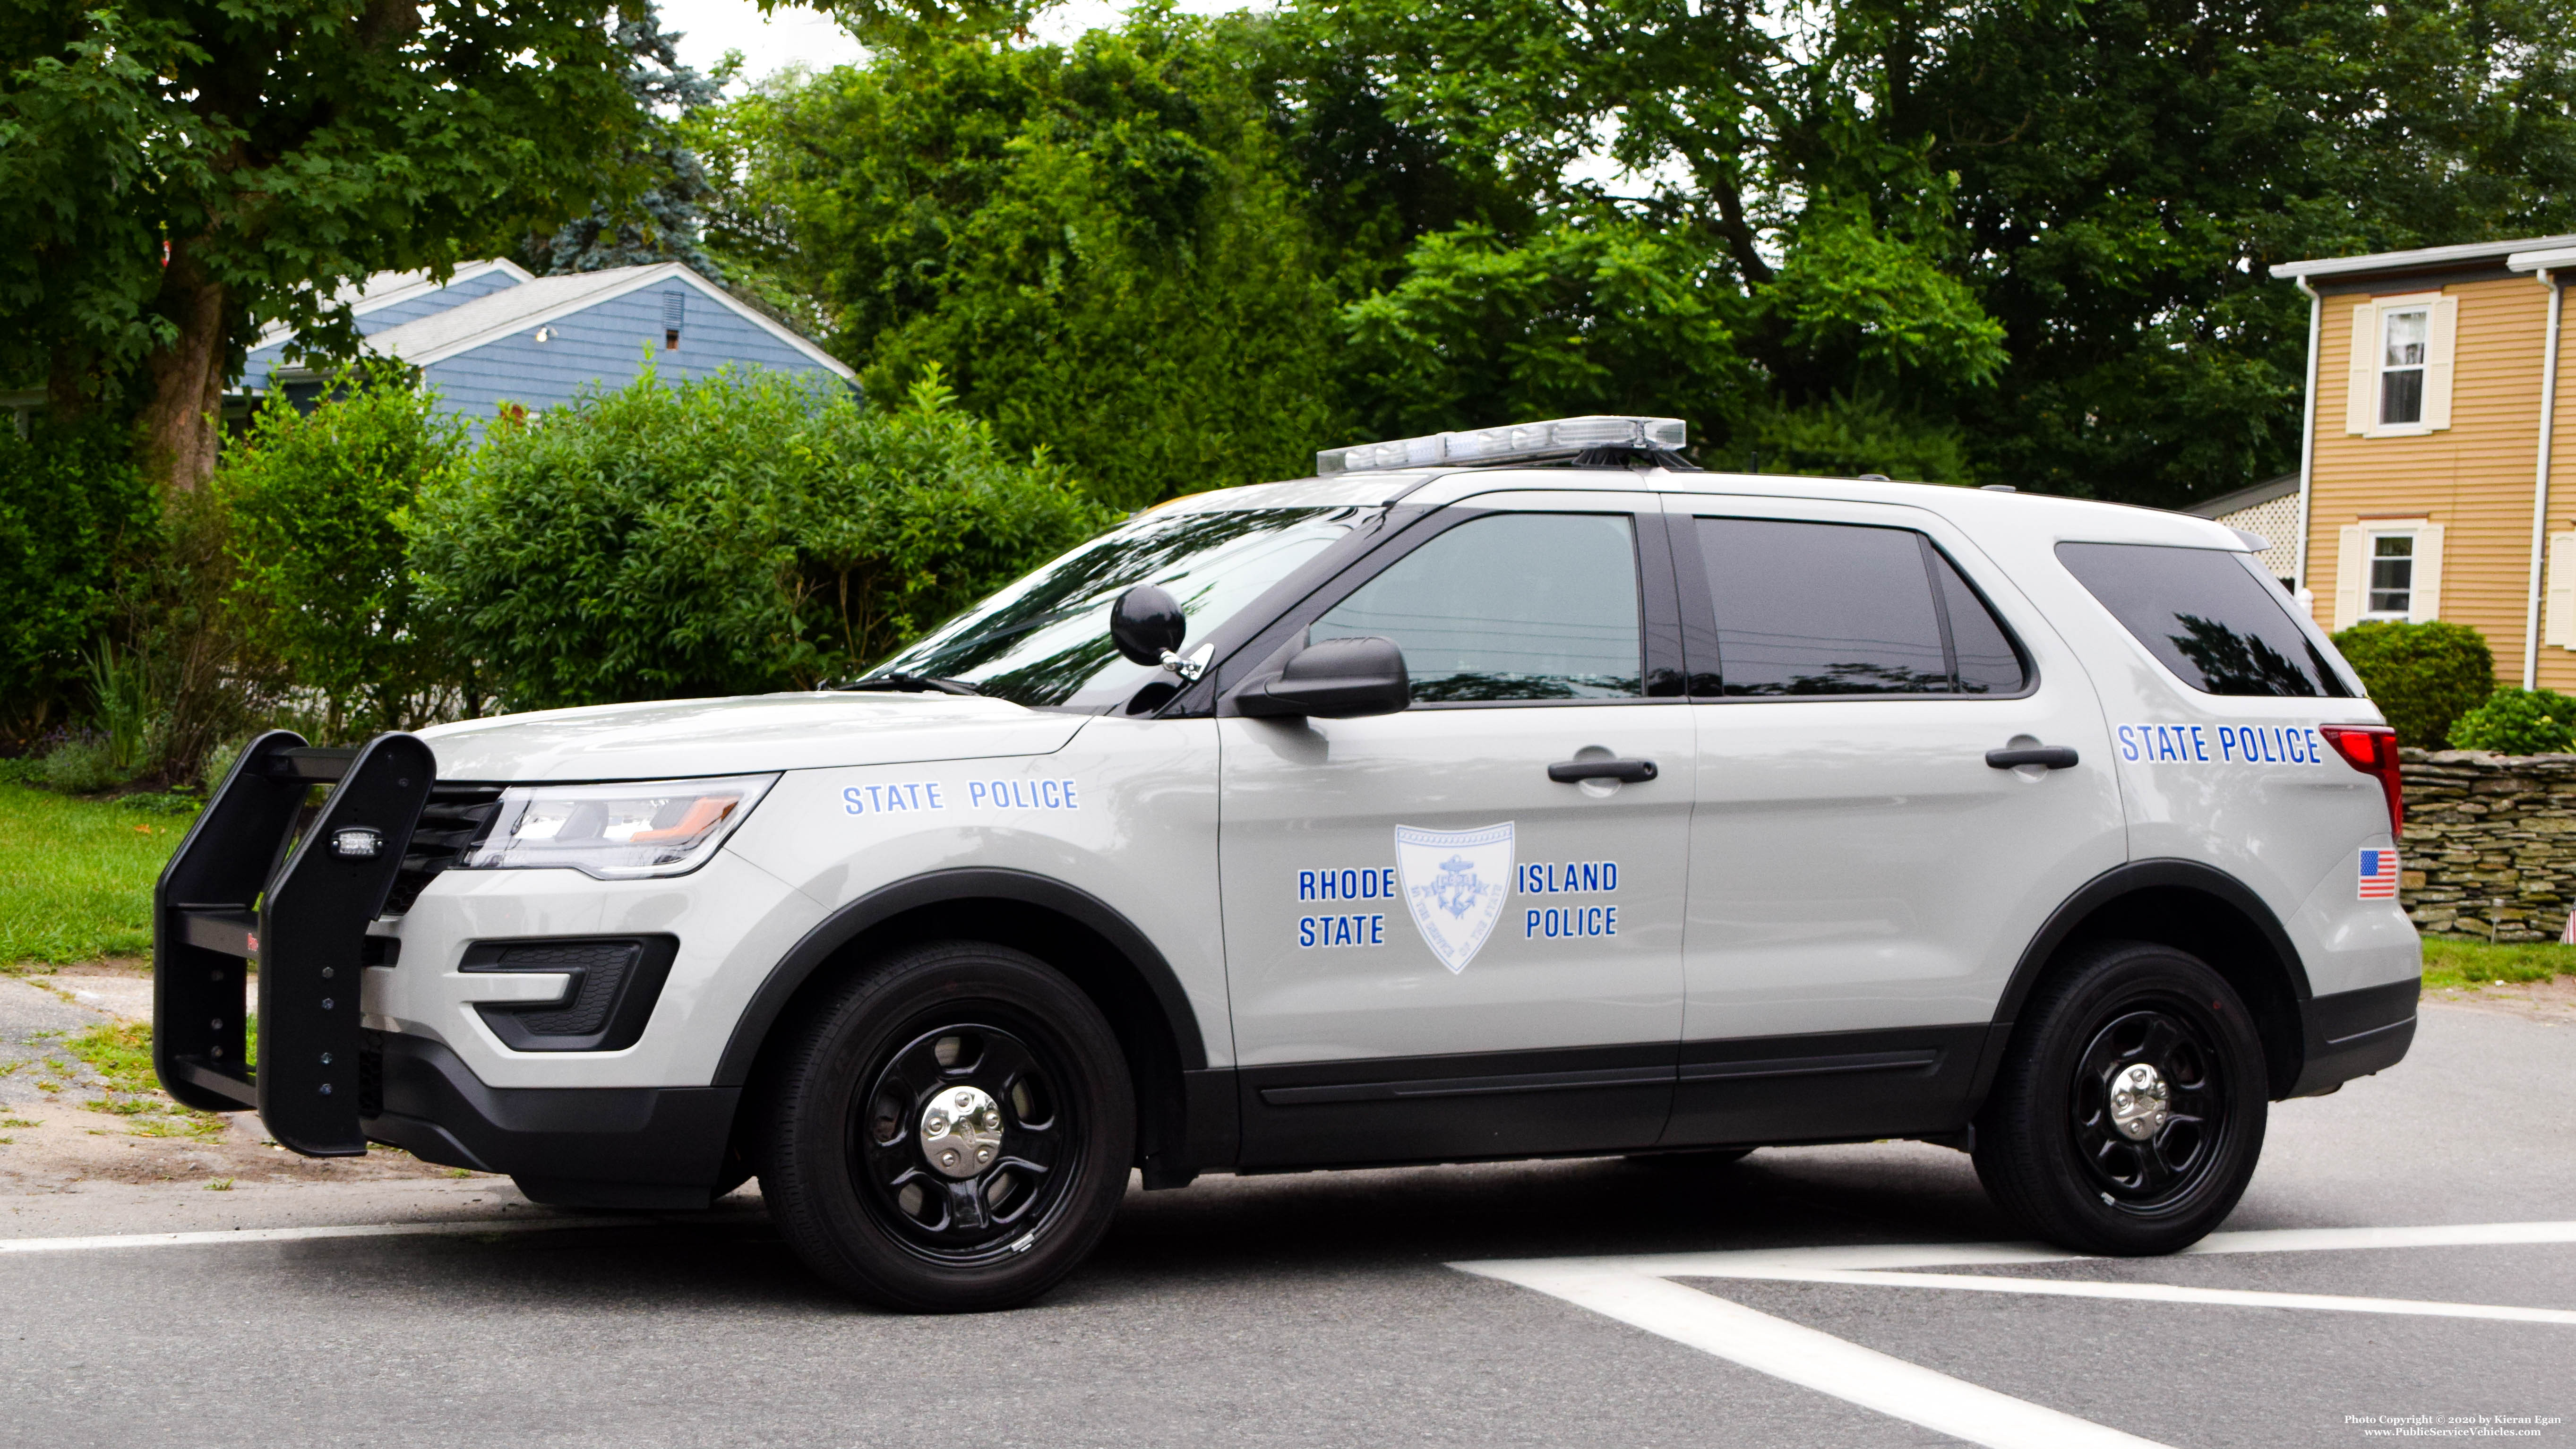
left=241, top=260, right=856, bottom=437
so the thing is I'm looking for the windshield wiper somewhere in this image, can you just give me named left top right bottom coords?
left=829, top=672, right=983, bottom=696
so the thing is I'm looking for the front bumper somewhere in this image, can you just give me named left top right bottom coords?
left=2287, top=977, right=2419, bottom=1097
left=364, top=1032, right=739, bottom=1209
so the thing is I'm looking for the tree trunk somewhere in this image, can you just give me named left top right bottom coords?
left=137, top=245, right=230, bottom=492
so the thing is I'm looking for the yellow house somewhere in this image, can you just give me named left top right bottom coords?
left=2273, top=234, right=2576, bottom=688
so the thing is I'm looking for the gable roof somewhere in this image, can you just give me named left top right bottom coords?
left=2271, top=234, right=2576, bottom=283
left=318, top=261, right=856, bottom=380
left=250, top=258, right=535, bottom=352
left=2182, top=472, right=2300, bottom=520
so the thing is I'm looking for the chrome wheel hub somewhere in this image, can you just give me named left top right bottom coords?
left=2108, top=1062, right=2171, bottom=1141
left=920, top=1085, right=1004, bottom=1179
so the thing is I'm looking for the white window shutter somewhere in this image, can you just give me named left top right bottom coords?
left=2334, top=524, right=2367, bottom=630
left=2422, top=295, right=2460, bottom=431
left=2346, top=302, right=2379, bottom=434
left=2549, top=533, right=2576, bottom=648
left=2411, top=523, right=2445, bottom=621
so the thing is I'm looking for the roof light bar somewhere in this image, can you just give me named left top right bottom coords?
left=1315, top=415, right=1687, bottom=475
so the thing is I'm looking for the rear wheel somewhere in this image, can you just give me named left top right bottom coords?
left=760, top=940, right=1135, bottom=1311
left=1974, top=939, right=2267, bottom=1255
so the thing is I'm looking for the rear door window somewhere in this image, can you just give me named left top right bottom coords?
left=1692, top=517, right=2029, bottom=696
left=2056, top=542, right=2353, bottom=697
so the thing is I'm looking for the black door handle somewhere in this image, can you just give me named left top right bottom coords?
left=1986, top=746, right=2079, bottom=770
left=1549, top=758, right=1658, bottom=784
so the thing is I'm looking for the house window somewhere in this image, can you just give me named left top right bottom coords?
left=2332, top=519, right=2443, bottom=630
left=2379, top=308, right=2428, bottom=426
left=2366, top=534, right=2414, bottom=617
left=2347, top=293, right=2455, bottom=437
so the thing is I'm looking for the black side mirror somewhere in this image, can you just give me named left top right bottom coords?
left=1236, top=635, right=1410, bottom=719
left=1110, top=583, right=1187, bottom=666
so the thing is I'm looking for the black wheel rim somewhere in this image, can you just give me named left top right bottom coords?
left=2069, top=999, right=2228, bottom=1214
left=848, top=1013, right=1083, bottom=1267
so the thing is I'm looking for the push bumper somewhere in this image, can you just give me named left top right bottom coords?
left=2288, top=977, right=2419, bottom=1097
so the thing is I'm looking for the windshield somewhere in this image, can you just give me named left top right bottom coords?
left=874, top=506, right=1371, bottom=710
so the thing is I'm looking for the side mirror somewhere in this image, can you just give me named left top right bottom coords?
left=1110, top=583, right=1187, bottom=667
left=1236, top=635, right=1410, bottom=719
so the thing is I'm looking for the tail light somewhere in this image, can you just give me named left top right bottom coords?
left=2320, top=723, right=2404, bottom=835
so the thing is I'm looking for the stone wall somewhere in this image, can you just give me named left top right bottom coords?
left=2399, top=749, right=2576, bottom=941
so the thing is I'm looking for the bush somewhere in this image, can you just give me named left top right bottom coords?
left=2330, top=620, right=2496, bottom=749
left=0, top=421, right=159, bottom=745
left=408, top=364, right=1113, bottom=709
left=216, top=361, right=472, bottom=736
left=37, top=734, right=129, bottom=794
left=2446, top=687, right=2576, bottom=754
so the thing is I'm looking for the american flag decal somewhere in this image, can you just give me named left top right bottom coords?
left=2358, top=848, right=2399, bottom=900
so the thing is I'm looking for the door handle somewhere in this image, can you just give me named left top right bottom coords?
left=1985, top=745, right=2079, bottom=770
left=1549, top=758, right=1658, bottom=784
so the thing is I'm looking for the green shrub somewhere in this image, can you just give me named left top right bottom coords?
left=408, top=364, right=1113, bottom=710
left=215, top=361, right=471, bottom=736
left=2446, top=686, right=2576, bottom=754
left=0, top=421, right=159, bottom=743
left=2330, top=620, right=2496, bottom=748
left=37, top=735, right=129, bottom=794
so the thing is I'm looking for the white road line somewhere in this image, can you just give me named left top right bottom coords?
left=1452, top=1221, right=2576, bottom=1449
left=1458, top=1259, right=2172, bottom=1449
left=0, top=1216, right=635, bottom=1256
left=1777, top=1268, right=2576, bottom=1325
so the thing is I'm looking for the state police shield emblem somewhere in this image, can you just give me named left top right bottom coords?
left=1394, top=823, right=1515, bottom=974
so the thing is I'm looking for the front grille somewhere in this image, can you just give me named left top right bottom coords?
left=383, top=783, right=506, bottom=914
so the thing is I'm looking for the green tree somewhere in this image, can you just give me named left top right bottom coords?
left=1914, top=0, right=2576, bottom=506
left=696, top=9, right=1354, bottom=508
left=0, top=0, right=644, bottom=489
left=0, top=421, right=158, bottom=743
left=524, top=3, right=730, bottom=280
left=215, top=362, right=472, bottom=737
left=407, top=365, right=1111, bottom=709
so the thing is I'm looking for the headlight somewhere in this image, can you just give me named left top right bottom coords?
left=457, top=774, right=778, bottom=880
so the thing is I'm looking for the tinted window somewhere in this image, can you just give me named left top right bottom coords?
left=1936, top=553, right=2027, bottom=694
left=1313, top=513, right=1641, bottom=701
left=1696, top=518, right=2025, bottom=695
left=2056, top=542, right=2353, bottom=697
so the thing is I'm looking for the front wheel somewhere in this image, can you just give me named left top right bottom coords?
left=1974, top=940, right=2267, bottom=1255
left=760, top=940, right=1135, bottom=1311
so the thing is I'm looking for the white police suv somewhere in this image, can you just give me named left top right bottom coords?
left=153, top=416, right=2419, bottom=1312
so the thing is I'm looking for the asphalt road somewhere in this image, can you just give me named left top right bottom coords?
left=2, top=1000, right=2569, bottom=1449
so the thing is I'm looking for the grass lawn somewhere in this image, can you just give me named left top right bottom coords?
left=2419, top=935, right=2576, bottom=989
left=0, top=782, right=190, bottom=969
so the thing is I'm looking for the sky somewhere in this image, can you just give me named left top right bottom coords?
left=652, top=0, right=1256, bottom=89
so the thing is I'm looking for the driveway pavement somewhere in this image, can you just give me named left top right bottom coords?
left=0, top=995, right=2568, bottom=1449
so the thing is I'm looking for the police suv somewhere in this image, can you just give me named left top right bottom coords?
left=153, top=415, right=2419, bottom=1312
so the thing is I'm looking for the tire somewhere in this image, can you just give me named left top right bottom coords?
left=759, top=940, right=1135, bottom=1312
left=1973, top=939, right=2267, bottom=1256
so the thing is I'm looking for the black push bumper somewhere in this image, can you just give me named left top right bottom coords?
left=2288, top=976, right=2420, bottom=1097
left=153, top=731, right=436, bottom=1154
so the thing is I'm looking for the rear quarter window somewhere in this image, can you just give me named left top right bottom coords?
left=2056, top=542, right=2353, bottom=697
